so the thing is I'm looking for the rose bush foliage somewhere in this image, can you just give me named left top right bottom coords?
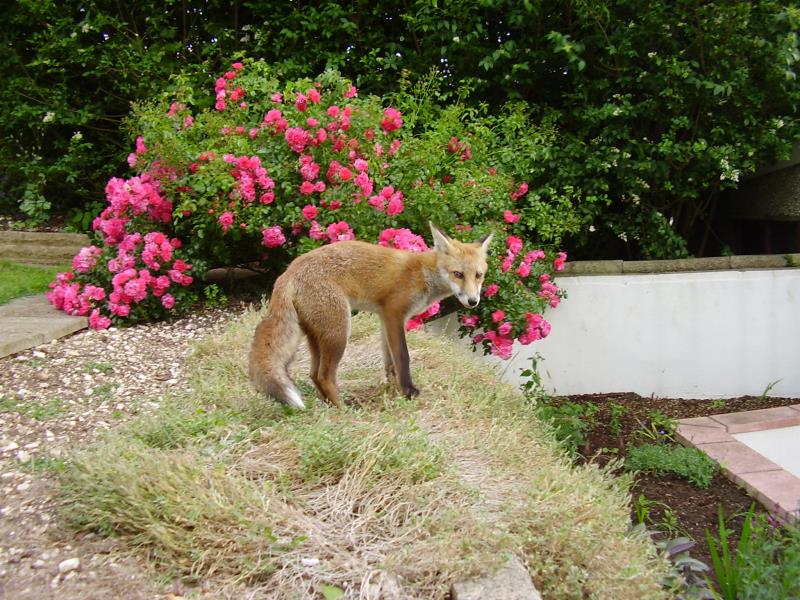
left=49, top=60, right=566, bottom=359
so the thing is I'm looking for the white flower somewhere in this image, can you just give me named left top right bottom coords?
left=71, top=131, right=83, bottom=142
left=43, top=112, right=55, bottom=123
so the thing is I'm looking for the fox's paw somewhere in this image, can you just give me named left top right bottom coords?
left=402, top=385, right=420, bottom=398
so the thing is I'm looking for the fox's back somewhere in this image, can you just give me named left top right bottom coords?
left=277, top=241, right=430, bottom=307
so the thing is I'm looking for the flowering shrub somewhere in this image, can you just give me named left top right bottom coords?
left=49, top=59, right=565, bottom=360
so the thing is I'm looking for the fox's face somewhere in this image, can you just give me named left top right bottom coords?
left=431, top=224, right=493, bottom=308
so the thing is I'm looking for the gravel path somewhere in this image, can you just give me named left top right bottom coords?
left=0, top=304, right=249, bottom=599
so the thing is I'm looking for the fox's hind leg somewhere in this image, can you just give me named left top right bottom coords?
left=296, top=291, right=350, bottom=407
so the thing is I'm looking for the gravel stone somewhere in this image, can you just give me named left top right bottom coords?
left=0, top=302, right=250, bottom=598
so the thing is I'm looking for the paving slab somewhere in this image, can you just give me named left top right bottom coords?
left=451, top=555, right=542, bottom=600
left=698, top=441, right=784, bottom=475
left=709, top=406, right=800, bottom=433
left=0, top=295, right=87, bottom=358
left=675, top=417, right=731, bottom=444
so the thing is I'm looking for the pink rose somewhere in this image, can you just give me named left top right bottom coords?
left=218, top=211, right=234, bottom=232
left=261, top=225, right=286, bottom=248
left=302, top=204, right=318, bottom=220
left=460, top=314, right=480, bottom=328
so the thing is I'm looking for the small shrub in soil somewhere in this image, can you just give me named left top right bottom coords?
left=624, top=443, right=718, bottom=489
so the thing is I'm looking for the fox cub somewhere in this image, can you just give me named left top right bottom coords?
left=249, top=223, right=493, bottom=409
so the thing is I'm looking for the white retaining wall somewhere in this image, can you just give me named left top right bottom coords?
left=434, top=266, right=800, bottom=399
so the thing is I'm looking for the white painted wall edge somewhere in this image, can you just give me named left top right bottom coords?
left=428, top=268, right=800, bottom=399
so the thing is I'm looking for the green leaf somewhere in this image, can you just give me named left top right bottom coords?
left=320, top=584, right=345, bottom=600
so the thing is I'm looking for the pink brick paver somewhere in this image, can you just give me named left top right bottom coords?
left=708, top=406, right=800, bottom=434
left=675, top=417, right=731, bottom=444
left=736, top=470, right=800, bottom=523
left=677, top=404, right=800, bottom=524
left=699, top=441, right=783, bottom=475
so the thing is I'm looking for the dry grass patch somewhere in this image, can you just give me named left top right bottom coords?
left=58, top=304, right=671, bottom=598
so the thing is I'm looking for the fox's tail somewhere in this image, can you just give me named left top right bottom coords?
left=248, top=282, right=305, bottom=409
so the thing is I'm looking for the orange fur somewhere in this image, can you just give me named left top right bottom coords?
left=249, top=223, right=492, bottom=408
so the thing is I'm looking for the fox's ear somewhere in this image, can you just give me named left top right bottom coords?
left=477, top=232, right=494, bottom=254
left=429, top=222, right=453, bottom=253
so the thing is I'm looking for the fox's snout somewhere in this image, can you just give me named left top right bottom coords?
left=457, top=292, right=481, bottom=308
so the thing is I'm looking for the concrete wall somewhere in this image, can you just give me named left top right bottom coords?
left=433, top=258, right=800, bottom=399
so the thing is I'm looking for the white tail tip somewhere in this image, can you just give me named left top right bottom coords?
left=285, top=387, right=306, bottom=410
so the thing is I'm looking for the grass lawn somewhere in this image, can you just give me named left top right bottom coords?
left=0, top=260, right=63, bottom=305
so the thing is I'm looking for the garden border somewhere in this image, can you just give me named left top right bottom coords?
left=676, top=405, right=800, bottom=524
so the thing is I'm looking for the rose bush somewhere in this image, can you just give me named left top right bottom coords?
left=49, top=59, right=565, bottom=359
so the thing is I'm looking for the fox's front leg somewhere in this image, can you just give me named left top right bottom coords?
left=381, top=313, right=419, bottom=397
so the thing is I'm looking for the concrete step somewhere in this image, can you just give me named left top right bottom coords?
left=0, top=231, right=90, bottom=266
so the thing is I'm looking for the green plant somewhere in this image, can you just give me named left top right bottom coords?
left=736, top=512, right=800, bottom=599
left=534, top=400, right=598, bottom=458
left=92, top=383, right=116, bottom=403
left=705, top=505, right=756, bottom=600
left=0, top=395, right=67, bottom=421
left=625, top=443, right=718, bottom=489
left=709, top=399, right=727, bottom=411
left=133, top=407, right=230, bottom=450
left=635, top=410, right=677, bottom=443
left=519, top=353, right=545, bottom=398
left=5, top=2, right=798, bottom=259
left=608, top=402, right=628, bottom=435
left=633, top=494, right=653, bottom=525
left=202, top=283, right=228, bottom=308
left=82, top=361, right=114, bottom=374
left=58, top=309, right=673, bottom=598
left=759, top=379, right=783, bottom=400
left=647, top=532, right=714, bottom=600
left=633, top=495, right=687, bottom=538
left=25, top=456, right=66, bottom=475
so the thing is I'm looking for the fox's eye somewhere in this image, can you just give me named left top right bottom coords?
left=453, top=271, right=464, bottom=279
left=476, top=272, right=483, bottom=280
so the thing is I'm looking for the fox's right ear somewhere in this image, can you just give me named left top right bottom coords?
left=429, top=222, right=453, bottom=253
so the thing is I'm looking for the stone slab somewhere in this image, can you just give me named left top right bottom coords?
left=451, top=555, right=542, bottom=600
left=0, top=294, right=65, bottom=318
left=562, top=260, right=622, bottom=275
left=730, top=254, right=798, bottom=269
left=0, top=295, right=87, bottom=358
left=622, top=257, right=732, bottom=273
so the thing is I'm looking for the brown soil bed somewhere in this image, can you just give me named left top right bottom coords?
left=561, top=392, right=800, bottom=580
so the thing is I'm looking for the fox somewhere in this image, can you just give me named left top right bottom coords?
left=248, top=223, right=493, bottom=409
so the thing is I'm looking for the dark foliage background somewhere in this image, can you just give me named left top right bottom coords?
left=1, top=0, right=798, bottom=258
